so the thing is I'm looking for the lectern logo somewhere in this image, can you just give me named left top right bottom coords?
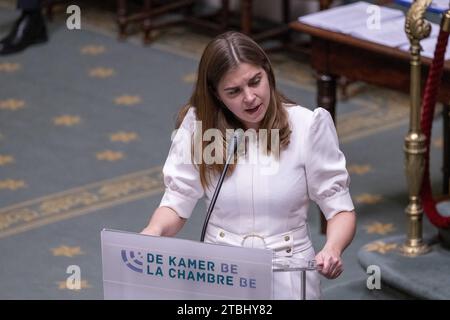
left=121, top=250, right=144, bottom=273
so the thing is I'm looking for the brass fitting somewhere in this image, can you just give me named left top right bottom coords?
left=442, top=10, right=450, bottom=32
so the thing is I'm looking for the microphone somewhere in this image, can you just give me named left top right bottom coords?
left=200, top=130, right=243, bottom=241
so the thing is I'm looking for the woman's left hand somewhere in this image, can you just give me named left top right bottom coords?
left=315, top=247, right=343, bottom=279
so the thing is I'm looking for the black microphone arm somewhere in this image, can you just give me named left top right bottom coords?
left=200, top=131, right=241, bottom=242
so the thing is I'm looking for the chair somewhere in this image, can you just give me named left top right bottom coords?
left=115, top=0, right=335, bottom=46
left=117, top=0, right=197, bottom=43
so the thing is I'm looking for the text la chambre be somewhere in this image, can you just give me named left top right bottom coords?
left=147, top=253, right=257, bottom=288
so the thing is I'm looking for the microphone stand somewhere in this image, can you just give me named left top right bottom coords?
left=200, top=134, right=239, bottom=242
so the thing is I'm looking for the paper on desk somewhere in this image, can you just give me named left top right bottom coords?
left=399, top=37, right=450, bottom=60
left=298, top=1, right=404, bottom=33
left=350, top=17, right=440, bottom=48
left=350, top=16, right=407, bottom=47
left=431, top=0, right=450, bottom=10
left=299, top=0, right=445, bottom=54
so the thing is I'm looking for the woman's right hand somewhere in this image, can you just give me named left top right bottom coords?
left=140, top=207, right=186, bottom=237
left=140, top=226, right=162, bottom=236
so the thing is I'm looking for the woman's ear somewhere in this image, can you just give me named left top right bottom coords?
left=214, top=93, right=227, bottom=110
left=214, top=92, right=224, bottom=106
left=212, top=88, right=220, bottom=101
left=208, top=84, right=219, bottom=100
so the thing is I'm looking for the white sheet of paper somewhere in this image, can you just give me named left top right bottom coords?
left=351, top=18, right=440, bottom=48
left=298, top=1, right=404, bottom=33
left=298, top=0, right=445, bottom=54
left=431, top=0, right=450, bottom=9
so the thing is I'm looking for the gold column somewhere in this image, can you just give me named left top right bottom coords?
left=442, top=10, right=450, bottom=33
left=399, top=0, right=433, bottom=256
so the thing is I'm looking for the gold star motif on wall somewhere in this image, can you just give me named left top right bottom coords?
left=433, top=137, right=443, bottom=149
left=109, top=131, right=139, bottom=143
left=51, top=245, right=84, bottom=257
left=114, top=95, right=142, bottom=106
left=80, top=45, right=105, bottom=55
left=56, top=280, right=92, bottom=290
left=0, top=155, right=14, bottom=166
left=53, top=115, right=81, bottom=126
left=182, top=72, right=197, bottom=83
left=364, top=222, right=395, bottom=235
left=364, top=241, right=398, bottom=254
left=347, top=164, right=372, bottom=175
left=96, top=150, right=124, bottom=161
left=0, top=179, right=27, bottom=190
left=0, top=99, right=25, bottom=111
left=355, top=193, right=383, bottom=205
left=89, top=67, right=115, bottom=78
left=0, top=62, right=21, bottom=72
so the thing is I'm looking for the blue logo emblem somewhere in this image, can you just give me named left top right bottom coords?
left=121, top=250, right=144, bottom=273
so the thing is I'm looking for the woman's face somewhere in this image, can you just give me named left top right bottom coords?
left=216, top=63, right=271, bottom=130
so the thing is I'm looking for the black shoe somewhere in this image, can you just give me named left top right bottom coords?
left=0, top=10, right=48, bottom=55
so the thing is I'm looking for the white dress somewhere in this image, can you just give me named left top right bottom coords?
left=159, top=105, right=355, bottom=299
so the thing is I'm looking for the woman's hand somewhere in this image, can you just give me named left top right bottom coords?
left=315, top=246, right=343, bottom=279
left=140, top=206, right=186, bottom=237
left=315, top=211, right=355, bottom=279
left=140, top=226, right=162, bottom=236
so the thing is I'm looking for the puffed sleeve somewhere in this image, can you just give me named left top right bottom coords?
left=159, top=108, right=204, bottom=219
left=305, top=108, right=354, bottom=220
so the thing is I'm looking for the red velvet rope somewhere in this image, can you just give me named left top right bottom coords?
left=420, top=27, right=450, bottom=228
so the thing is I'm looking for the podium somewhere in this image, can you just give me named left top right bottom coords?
left=272, top=257, right=317, bottom=300
left=101, top=229, right=317, bottom=300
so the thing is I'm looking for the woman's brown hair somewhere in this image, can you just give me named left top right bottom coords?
left=176, top=31, right=293, bottom=190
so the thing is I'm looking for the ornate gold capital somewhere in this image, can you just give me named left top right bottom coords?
left=405, top=0, right=432, bottom=43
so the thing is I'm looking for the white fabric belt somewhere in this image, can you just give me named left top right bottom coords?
left=205, top=223, right=312, bottom=257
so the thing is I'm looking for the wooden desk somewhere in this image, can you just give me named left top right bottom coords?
left=290, top=21, right=450, bottom=194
